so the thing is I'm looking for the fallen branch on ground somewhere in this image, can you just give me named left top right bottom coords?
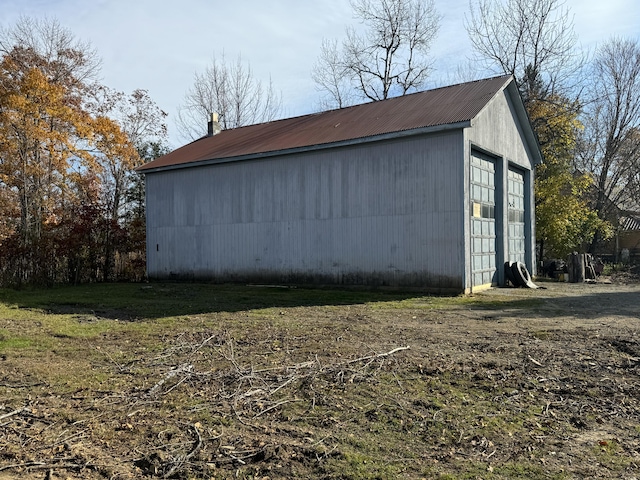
left=339, top=346, right=411, bottom=366
left=0, top=407, right=30, bottom=422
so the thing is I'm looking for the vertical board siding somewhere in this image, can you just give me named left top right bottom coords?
left=469, top=92, right=532, bottom=170
left=146, top=131, right=465, bottom=290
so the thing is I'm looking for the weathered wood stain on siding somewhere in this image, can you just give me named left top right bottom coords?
left=146, top=131, right=465, bottom=290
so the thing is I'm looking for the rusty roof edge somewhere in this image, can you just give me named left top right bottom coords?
left=468, top=76, right=543, bottom=167
left=470, top=76, right=511, bottom=120
left=137, top=120, right=472, bottom=175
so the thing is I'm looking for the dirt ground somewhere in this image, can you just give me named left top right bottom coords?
left=1, top=276, right=639, bottom=479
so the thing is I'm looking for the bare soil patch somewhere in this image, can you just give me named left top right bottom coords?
left=1, top=279, right=639, bottom=479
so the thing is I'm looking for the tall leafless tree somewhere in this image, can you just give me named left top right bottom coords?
left=313, top=39, right=359, bottom=110
left=576, top=38, right=640, bottom=250
left=0, top=16, right=100, bottom=95
left=465, top=0, right=580, bottom=102
left=176, top=53, right=282, bottom=142
left=312, top=0, right=441, bottom=108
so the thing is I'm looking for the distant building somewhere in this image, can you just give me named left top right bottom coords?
left=608, top=213, right=640, bottom=262
left=137, top=76, right=542, bottom=293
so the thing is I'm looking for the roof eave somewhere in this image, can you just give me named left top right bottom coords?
left=137, top=120, right=472, bottom=174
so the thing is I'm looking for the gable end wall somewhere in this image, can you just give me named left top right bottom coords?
left=464, top=89, right=537, bottom=288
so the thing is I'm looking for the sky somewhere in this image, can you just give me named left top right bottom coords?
left=2, top=0, right=639, bottom=148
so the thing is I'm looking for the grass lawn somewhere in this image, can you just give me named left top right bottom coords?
left=1, top=281, right=639, bottom=479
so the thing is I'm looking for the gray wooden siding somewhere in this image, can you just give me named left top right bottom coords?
left=146, top=131, right=465, bottom=290
left=467, top=91, right=533, bottom=169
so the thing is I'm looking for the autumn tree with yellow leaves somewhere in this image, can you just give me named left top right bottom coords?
left=0, top=17, right=166, bottom=285
left=528, top=91, right=610, bottom=258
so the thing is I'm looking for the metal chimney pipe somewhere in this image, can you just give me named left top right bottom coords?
left=207, top=112, right=221, bottom=137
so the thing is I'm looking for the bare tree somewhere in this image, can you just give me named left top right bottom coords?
left=313, top=0, right=441, bottom=108
left=577, top=38, right=640, bottom=250
left=176, top=53, right=282, bottom=142
left=0, top=16, right=100, bottom=90
left=312, top=39, right=358, bottom=110
left=465, top=0, right=580, bottom=101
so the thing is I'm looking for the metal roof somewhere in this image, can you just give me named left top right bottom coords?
left=621, top=215, right=640, bottom=232
left=138, top=75, right=514, bottom=173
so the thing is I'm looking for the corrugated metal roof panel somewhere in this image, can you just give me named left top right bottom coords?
left=621, top=215, right=640, bottom=231
left=138, top=75, right=512, bottom=172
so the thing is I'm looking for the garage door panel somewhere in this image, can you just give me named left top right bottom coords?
left=508, top=168, right=526, bottom=265
left=471, top=153, right=497, bottom=288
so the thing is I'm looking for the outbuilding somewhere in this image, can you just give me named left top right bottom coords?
left=137, top=75, right=542, bottom=293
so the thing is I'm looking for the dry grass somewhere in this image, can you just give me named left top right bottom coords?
left=1, top=281, right=639, bottom=479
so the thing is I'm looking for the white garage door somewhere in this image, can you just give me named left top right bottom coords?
left=470, top=153, right=497, bottom=287
left=508, top=168, right=526, bottom=264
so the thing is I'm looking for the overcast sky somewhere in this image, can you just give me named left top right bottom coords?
left=2, top=0, right=639, bottom=147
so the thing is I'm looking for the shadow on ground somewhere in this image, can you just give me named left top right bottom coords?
left=0, top=282, right=428, bottom=320
left=1, top=280, right=638, bottom=321
left=480, top=282, right=640, bottom=320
